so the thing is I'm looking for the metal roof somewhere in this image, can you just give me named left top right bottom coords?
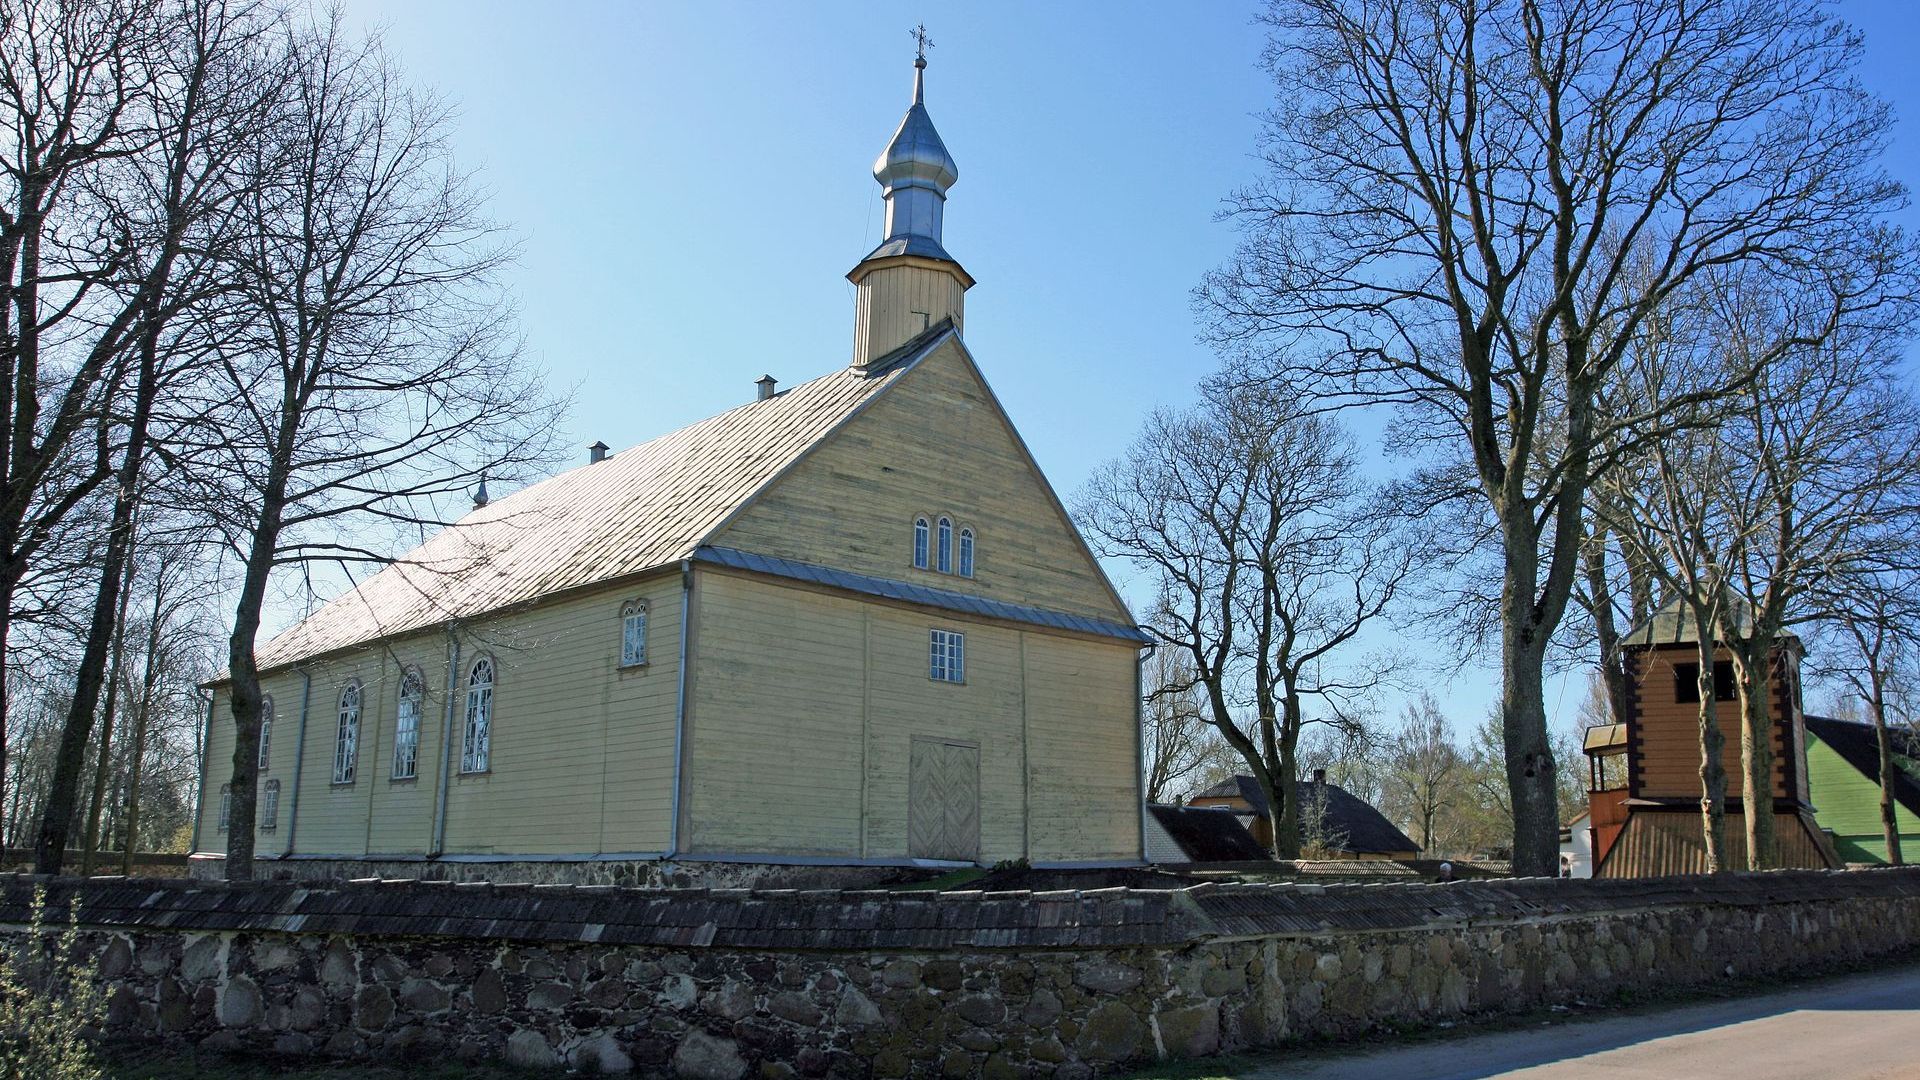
left=243, top=328, right=957, bottom=675
left=694, top=546, right=1151, bottom=645
left=1583, top=723, right=1628, bottom=754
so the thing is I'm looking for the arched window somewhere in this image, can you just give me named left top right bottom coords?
left=937, top=517, right=953, bottom=574
left=217, top=785, right=232, bottom=831
left=461, top=656, right=494, bottom=773
left=261, top=779, right=281, bottom=831
left=913, top=517, right=930, bottom=570
left=958, top=528, right=975, bottom=578
left=621, top=600, right=649, bottom=667
left=257, top=694, right=274, bottom=770
left=333, top=682, right=361, bottom=784
left=393, top=668, right=424, bottom=780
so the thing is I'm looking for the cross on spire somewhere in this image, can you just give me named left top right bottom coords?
left=911, top=23, right=934, bottom=66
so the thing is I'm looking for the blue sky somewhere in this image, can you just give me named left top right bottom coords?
left=339, top=1, right=1919, bottom=735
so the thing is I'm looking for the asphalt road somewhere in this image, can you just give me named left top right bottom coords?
left=1236, top=961, right=1920, bottom=1080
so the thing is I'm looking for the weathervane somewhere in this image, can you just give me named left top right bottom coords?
left=911, top=23, right=934, bottom=66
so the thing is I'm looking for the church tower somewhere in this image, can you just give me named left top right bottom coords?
left=850, top=34, right=974, bottom=367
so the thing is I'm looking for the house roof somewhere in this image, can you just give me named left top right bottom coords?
left=1619, top=591, right=1800, bottom=649
left=1193, top=775, right=1422, bottom=855
left=1805, top=715, right=1920, bottom=821
left=695, top=546, right=1150, bottom=643
left=247, top=325, right=957, bottom=674
left=1146, top=804, right=1271, bottom=862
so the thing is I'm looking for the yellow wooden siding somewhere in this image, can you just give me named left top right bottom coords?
left=195, top=575, right=681, bottom=859
left=713, top=340, right=1130, bottom=625
left=1023, top=633, right=1141, bottom=862
left=852, top=262, right=966, bottom=365
left=686, top=570, right=1140, bottom=863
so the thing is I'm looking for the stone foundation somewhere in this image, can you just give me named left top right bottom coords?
left=7, top=868, right=1920, bottom=1077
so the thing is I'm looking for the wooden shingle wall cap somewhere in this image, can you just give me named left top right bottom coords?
left=3, top=869, right=1918, bottom=951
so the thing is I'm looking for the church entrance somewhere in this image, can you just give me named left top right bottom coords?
left=909, top=736, right=980, bottom=863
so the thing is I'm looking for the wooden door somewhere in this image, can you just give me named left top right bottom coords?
left=909, top=737, right=980, bottom=862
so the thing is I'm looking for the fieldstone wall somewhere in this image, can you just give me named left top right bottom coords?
left=5, top=868, right=1919, bottom=1078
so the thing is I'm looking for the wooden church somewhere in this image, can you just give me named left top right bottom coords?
left=1583, top=599, right=1840, bottom=877
left=191, top=52, right=1149, bottom=884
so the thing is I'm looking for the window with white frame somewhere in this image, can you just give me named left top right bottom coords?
left=913, top=516, right=930, bottom=569
left=621, top=599, right=649, bottom=667
left=393, top=668, right=423, bottom=780
left=333, top=682, right=361, bottom=783
left=217, top=784, right=232, bottom=831
left=257, top=695, right=274, bottom=770
left=937, top=517, right=954, bottom=573
left=958, top=527, right=975, bottom=578
left=260, top=779, right=280, bottom=831
left=929, top=629, right=965, bottom=683
left=461, top=656, right=494, bottom=773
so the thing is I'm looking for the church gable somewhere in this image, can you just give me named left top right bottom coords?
left=710, top=339, right=1132, bottom=625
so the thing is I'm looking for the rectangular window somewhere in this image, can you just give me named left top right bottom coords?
left=1674, top=661, right=1738, bottom=703
left=622, top=606, right=648, bottom=666
left=260, top=779, right=280, bottom=831
left=462, top=683, right=492, bottom=773
left=393, top=684, right=421, bottom=780
left=258, top=717, right=271, bottom=770
left=930, top=629, right=965, bottom=683
left=217, top=785, right=231, bottom=831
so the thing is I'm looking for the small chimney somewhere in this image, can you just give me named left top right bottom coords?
left=588, top=440, right=609, bottom=464
left=755, top=374, right=778, bottom=402
left=1312, top=768, right=1326, bottom=785
left=472, top=474, right=489, bottom=510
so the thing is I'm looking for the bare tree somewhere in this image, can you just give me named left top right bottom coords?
left=27, top=0, right=282, bottom=873
left=1140, top=632, right=1223, bottom=803
left=1079, top=376, right=1414, bottom=856
left=179, top=14, right=562, bottom=880
left=1382, top=692, right=1461, bottom=852
left=1201, top=0, right=1911, bottom=875
left=1817, top=566, right=1919, bottom=866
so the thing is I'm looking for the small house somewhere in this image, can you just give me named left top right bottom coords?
left=1803, top=715, right=1918, bottom=865
left=1188, top=773, right=1420, bottom=860
left=1143, top=804, right=1271, bottom=865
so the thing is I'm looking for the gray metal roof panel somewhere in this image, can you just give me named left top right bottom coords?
left=694, top=545, right=1150, bottom=644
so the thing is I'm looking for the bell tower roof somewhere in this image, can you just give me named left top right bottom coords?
left=848, top=28, right=974, bottom=368
left=862, top=29, right=961, bottom=264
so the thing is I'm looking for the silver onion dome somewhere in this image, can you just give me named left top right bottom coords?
left=866, top=57, right=959, bottom=262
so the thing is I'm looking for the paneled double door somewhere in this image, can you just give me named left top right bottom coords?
left=908, top=736, right=981, bottom=863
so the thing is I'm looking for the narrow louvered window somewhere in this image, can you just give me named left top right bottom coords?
left=462, top=656, right=494, bottom=773
left=937, top=517, right=953, bottom=573
left=958, top=528, right=975, bottom=578
left=333, top=682, right=361, bottom=783
left=393, top=669, right=423, bottom=779
left=913, top=517, right=930, bottom=569
left=621, top=600, right=649, bottom=667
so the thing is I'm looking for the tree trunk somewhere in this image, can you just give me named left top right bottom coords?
left=1500, top=548, right=1561, bottom=878
left=1727, top=639, right=1777, bottom=870
left=1870, top=674, right=1904, bottom=866
left=1273, top=695, right=1303, bottom=859
left=81, top=543, right=140, bottom=873
left=32, top=304, right=163, bottom=874
left=1694, top=636, right=1729, bottom=873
